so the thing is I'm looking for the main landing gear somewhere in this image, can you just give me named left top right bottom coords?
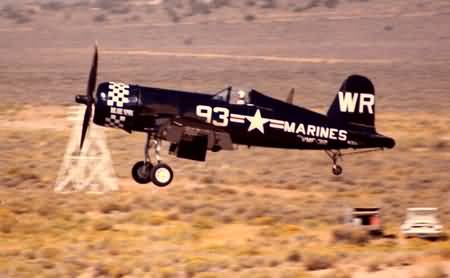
left=132, top=134, right=174, bottom=187
left=325, top=150, right=343, bottom=176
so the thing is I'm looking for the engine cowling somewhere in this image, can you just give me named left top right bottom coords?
left=93, top=82, right=138, bottom=132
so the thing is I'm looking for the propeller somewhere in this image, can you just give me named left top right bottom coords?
left=76, top=44, right=98, bottom=150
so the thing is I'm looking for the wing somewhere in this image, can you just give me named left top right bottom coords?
left=161, top=122, right=233, bottom=162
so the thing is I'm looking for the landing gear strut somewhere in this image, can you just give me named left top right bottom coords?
left=131, top=133, right=174, bottom=187
left=326, top=150, right=343, bottom=176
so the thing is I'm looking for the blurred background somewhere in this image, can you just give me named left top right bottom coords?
left=0, top=0, right=449, bottom=277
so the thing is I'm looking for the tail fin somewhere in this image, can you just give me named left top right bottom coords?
left=327, top=75, right=376, bottom=132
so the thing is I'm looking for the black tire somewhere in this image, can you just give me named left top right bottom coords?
left=150, top=163, right=174, bottom=187
left=132, top=161, right=153, bottom=184
left=332, top=165, right=343, bottom=176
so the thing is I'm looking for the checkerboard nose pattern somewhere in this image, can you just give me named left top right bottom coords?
left=107, top=82, right=130, bottom=108
left=102, top=82, right=133, bottom=129
left=105, top=114, right=126, bottom=128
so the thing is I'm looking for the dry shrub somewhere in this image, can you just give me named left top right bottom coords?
left=165, top=7, right=180, bottom=23
left=60, top=256, right=87, bottom=276
left=437, top=246, right=450, bottom=259
left=40, top=247, right=60, bottom=260
left=244, top=271, right=272, bottom=278
left=95, top=0, right=125, bottom=12
left=372, top=238, right=398, bottom=250
left=237, top=245, right=262, bottom=257
left=286, top=249, right=302, bottom=263
left=0, top=209, right=18, bottom=233
left=5, top=167, right=42, bottom=188
left=92, top=219, right=113, bottom=231
left=36, top=202, right=57, bottom=217
left=268, top=257, right=281, bottom=267
left=279, top=268, right=311, bottom=278
left=6, top=199, right=33, bottom=215
left=324, top=0, right=339, bottom=9
left=183, top=38, right=194, bottom=46
left=185, top=257, right=212, bottom=278
left=38, top=259, right=55, bottom=270
left=332, top=225, right=370, bottom=245
left=1, top=4, right=32, bottom=24
left=250, top=216, right=275, bottom=225
left=366, top=257, right=383, bottom=272
left=189, top=0, right=211, bottom=16
left=319, top=269, right=351, bottom=278
left=192, top=217, right=215, bottom=230
left=105, top=263, right=132, bottom=278
left=23, top=250, right=37, bottom=260
left=261, top=0, right=277, bottom=9
left=246, top=0, right=256, bottom=7
left=180, top=203, right=197, bottom=214
left=244, top=202, right=272, bottom=221
left=211, top=0, right=231, bottom=9
left=385, top=253, right=416, bottom=267
left=244, top=14, right=256, bottom=21
left=236, top=256, right=265, bottom=270
left=158, top=267, right=178, bottom=278
left=0, top=248, right=20, bottom=257
left=218, top=210, right=234, bottom=224
left=260, top=224, right=300, bottom=238
left=99, top=201, right=130, bottom=214
left=433, top=139, right=448, bottom=150
left=167, top=211, right=180, bottom=221
left=195, top=272, right=223, bottom=278
left=304, top=253, right=335, bottom=271
left=93, top=14, right=107, bottom=22
left=293, top=1, right=319, bottom=12
left=149, top=212, right=169, bottom=225
left=421, top=265, right=447, bottom=278
left=197, top=206, right=218, bottom=218
left=129, top=210, right=168, bottom=225
left=39, top=1, right=66, bottom=11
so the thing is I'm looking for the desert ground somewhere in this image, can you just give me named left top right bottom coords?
left=1, top=0, right=450, bottom=277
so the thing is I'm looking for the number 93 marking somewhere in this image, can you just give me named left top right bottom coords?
left=196, top=105, right=229, bottom=127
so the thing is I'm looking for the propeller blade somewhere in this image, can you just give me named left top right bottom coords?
left=80, top=104, right=92, bottom=150
left=86, top=44, right=98, bottom=102
left=79, top=44, right=98, bottom=151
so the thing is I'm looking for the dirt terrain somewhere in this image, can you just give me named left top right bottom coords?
left=1, top=0, right=450, bottom=277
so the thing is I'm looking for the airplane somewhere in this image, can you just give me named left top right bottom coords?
left=76, top=46, right=395, bottom=187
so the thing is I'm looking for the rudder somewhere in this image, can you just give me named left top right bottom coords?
left=327, top=75, right=376, bottom=132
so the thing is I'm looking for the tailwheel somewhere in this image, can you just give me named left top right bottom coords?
left=151, top=163, right=174, bottom=187
left=332, top=164, right=343, bottom=176
left=326, top=150, right=343, bottom=176
left=132, top=161, right=153, bottom=184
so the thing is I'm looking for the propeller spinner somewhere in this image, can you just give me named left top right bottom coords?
left=76, top=44, right=98, bottom=150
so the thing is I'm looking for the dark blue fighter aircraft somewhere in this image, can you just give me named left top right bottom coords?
left=76, top=46, right=395, bottom=187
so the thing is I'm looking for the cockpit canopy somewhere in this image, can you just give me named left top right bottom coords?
left=211, top=86, right=292, bottom=111
left=212, top=86, right=250, bottom=105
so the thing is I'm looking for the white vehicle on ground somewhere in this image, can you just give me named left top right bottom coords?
left=401, top=208, right=444, bottom=240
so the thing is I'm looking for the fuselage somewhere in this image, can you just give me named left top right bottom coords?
left=92, top=82, right=395, bottom=151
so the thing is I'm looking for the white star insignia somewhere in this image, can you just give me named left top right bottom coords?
left=247, top=109, right=269, bottom=133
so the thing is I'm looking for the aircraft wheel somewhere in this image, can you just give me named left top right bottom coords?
left=151, top=163, right=174, bottom=187
left=332, top=165, right=343, bottom=176
left=132, top=161, right=153, bottom=184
